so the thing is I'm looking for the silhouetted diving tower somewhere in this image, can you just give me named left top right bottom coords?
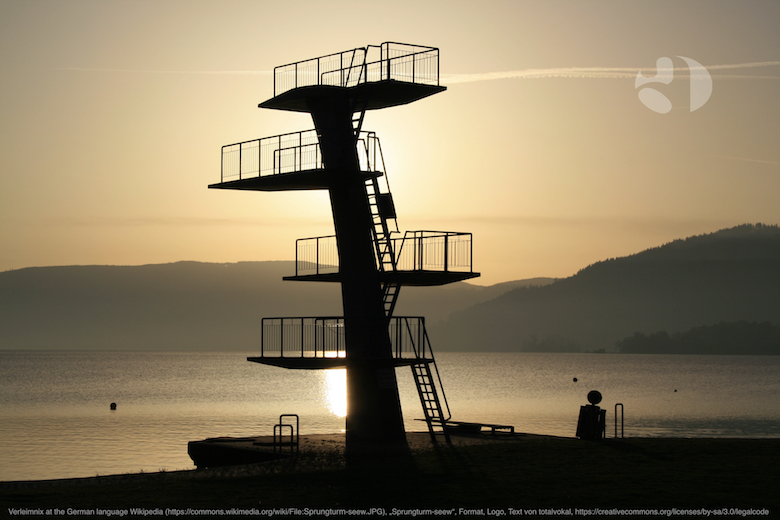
left=210, top=43, right=479, bottom=461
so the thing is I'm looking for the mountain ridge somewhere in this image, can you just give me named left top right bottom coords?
left=0, top=261, right=549, bottom=351
left=3, top=223, right=778, bottom=353
left=430, top=223, right=780, bottom=352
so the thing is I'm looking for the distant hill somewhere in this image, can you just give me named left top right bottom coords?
left=5, top=223, right=778, bottom=354
left=430, top=224, right=780, bottom=353
left=0, top=261, right=549, bottom=351
left=616, top=321, right=780, bottom=355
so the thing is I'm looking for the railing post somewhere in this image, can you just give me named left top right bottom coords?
left=470, top=233, right=473, bottom=272
left=316, top=237, right=320, bottom=276
left=280, top=318, right=284, bottom=358
left=444, top=234, right=449, bottom=272
left=418, top=233, right=423, bottom=270
left=615, top=403, right=624, bottom=438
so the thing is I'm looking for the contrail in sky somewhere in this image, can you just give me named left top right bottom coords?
left=440, top=61, right=780, bottom=84
left=55, top=67, right=272, bottom=74
left=55, top=61, right=779, bottom=82
left=720, top=156, right=780, bottom=167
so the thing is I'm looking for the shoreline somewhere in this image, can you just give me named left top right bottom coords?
left=1, top=434, right=777, bottom=511
left=3, top=431, right=779, bottom=488
left=1, top=431, right=560, bottom=488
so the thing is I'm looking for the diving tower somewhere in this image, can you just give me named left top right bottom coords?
left=211, top=43, right=479, bottom=461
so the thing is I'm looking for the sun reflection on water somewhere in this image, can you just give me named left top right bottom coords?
left=324, top=368, right=347, bottom=418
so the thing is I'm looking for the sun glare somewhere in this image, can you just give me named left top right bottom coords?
left=324, top=369, right=347, bottom=418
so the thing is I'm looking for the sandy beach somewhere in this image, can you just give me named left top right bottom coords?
left=2, top=432, right=777, bottom=514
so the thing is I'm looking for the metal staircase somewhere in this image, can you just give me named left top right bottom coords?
left=412, top=362, right=451, bottom=444
left=359, top=136, right=401, bottom=317
left=402, top=318, right=451, bottom=444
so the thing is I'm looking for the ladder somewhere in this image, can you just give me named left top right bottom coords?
left=362, top=159, right=401, bottom=316
left=412, top=362, right=451, bottom=444
left=364, top=174, right=400, bottom=316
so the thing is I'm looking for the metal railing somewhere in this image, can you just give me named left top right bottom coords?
left=219, top=131, right=383, bottom=183
left=273, top=42, right=440, bottom=97
left=260, top=316, right=433, bottom=361
left=220, top=130, right=321, bottom=183
left=293, top=231, right=473, bottom=276
left=615, top=403, right=624, bottom=438
left=394, top=231, right=473, bottom=272
left=261, top=317, right=345, bottom=359
left=295, top=235, right=338, bottom=276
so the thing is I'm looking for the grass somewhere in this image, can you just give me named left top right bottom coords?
left=1, top=437, right=778, bottom=516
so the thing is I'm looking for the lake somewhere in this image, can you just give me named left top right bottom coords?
left=1, top=350, right=778, bottom=481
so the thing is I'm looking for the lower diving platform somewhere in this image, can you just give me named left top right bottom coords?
left=248, top=316, right=435, bottom=370
left=249, top=315, right=452, bottom=444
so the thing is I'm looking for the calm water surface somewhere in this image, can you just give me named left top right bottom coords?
left=1, top=351, right=778, bottom=481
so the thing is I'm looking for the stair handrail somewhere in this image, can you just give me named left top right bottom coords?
left=343, top=47, right=366, bottom=88
left=372, top=135, right=397, bottom=233
left=400, top=316, right=451, bottom=422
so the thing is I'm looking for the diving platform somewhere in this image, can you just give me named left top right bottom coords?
left=208, top=169, right=332, bottom=191
left=288, top=231, right=479, bottom=286
left=209, top=130, right=384, bottom=190
left=283, top=269, right=480, bottom=286
left=259, top=82, right=446, bottom=113
left=247, top=316, right=436, bottom=370
left=260, top=43, right=444, bottom=113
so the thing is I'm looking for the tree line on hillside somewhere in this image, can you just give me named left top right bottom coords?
left=616, top=321, right=780, bottom=355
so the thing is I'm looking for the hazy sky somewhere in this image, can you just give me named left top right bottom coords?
left=1, top=0, right=778, bottom=285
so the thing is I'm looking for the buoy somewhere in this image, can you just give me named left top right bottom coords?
left=587, top=390, right=602, bottom=405
left=110, top=402, right=117, bottom=410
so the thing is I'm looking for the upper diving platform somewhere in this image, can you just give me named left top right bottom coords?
left=259, top=42, right=446, bottom=113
